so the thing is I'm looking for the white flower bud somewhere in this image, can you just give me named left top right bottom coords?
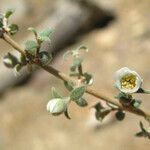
left=46, top=97, right=70, bottom=115
left=114, top=67, right=143, bottom=94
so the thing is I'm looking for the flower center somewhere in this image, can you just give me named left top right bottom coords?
left=121, top=74, right=136, bottom=89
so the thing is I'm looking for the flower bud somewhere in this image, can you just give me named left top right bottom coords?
left=46, top=97, right=70, bottom=115
left=3, top=53, right=18, bottom=68
left=114, top=67, right=143, bottom=94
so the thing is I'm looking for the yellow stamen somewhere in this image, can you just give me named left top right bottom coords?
left=120, top=74, right=136, bottom=89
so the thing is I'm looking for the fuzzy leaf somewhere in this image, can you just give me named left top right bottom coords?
left=137, top=88, right=150, bottom=94
left=51, top=87, right=62, bottom=98
left=64, top=81, right=74, bottom=91
left=131, top=99, right=142, bottom=108
left=75, top=98, right=88, bottom=107
left=95, top=108, right=111, bottom=121
left=70, top=86, right=86, bottom=101
left=135, top=121, right=150, bottom=139
left=14, top=64, right=22, bottom=76
left=5, top=9, right=14, bottom=18
left=73, top=57, right=83, bottom=67
left=20, top=54, right=27, bottom=65
left=25, top=40, right=38, bottom=55
left=83, top=72, right=93, bottom=85
left=3, top=53, right=18, bottom=68
left=38, top=27, right=52, bottom=42
left=28, top=27, right=37, bottom=36
left=0, top=16, right=3, bottom=28
left=39, top=27, right=52, bottom=37
left=9, top=24, right=19, bottom=35
left=38, top=51, right=52, bottom=65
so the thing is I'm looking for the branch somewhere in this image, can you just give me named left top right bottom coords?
left=2, top=33, right=150, bottom=119
left=0, top=0, right=114, bottom=94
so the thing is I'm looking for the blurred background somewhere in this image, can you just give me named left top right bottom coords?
left=0, top=0, right=150, bottom=149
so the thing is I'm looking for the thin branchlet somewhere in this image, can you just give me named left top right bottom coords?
left=1, top=32, right=150, bottom=119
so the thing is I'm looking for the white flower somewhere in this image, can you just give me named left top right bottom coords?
left=114, top=67, right=143, bottom=94
left=46, top=98, right=70, bottom=115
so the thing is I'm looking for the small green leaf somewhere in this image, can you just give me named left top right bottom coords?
left=9, top=24, right=19, bottom=35
left=39, top=27, right=52, bottom=37
left=14, top=64, right=22, bottom=76
left=75, top=98, right=88, bottom=107
left=115, top=110, right=125, bottom=121
left=83, top=72, right=93, bottom=85
left=70, top=86, right=86, bottom=101
left=64, top=108, right=71, bottom=119
left=3, top=53, right=18, bottom=68
left=20, top=54, right=27, bottom=65
left=78, top=45, right=88, bottom=52
left=38, top=27, right=52, bottom=42
left=64, top=81, right=74, bottom=91
left=93, top=102, right=111, bottom=121
left=25, top=40, right=38, bottom=55
left=95, top=108, right=111, bottom=121
left=70, top=65, right=76, bottom=72
left=131, top=99, right=142, bottom=108
left=73, top=57, right=83, bottom=67
left=93, top=102, right=104, bottom=112
left=38, top=51, right=52, bottom=65
left=135, top=121, right=150, bottom=139
left=115, top=92, right=132, bottom=106
left=51, top=87, right=62, bottom=98
left=38, top=36, right=50, bottom=42
left=137, top=88, right=150, bottom=94
left=28, top=27, right=37, bottom=37
left=0, top=15, right=3, bottom=28
left=5, top=9, right=15, bottom=18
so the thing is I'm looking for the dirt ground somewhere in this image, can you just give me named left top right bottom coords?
left=0, top=0, right=150, bottom=150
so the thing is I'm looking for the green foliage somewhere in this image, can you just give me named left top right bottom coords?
left=25, top=40, right=38, bottom=55
left=70, top=86, right=86, bottom=101
left=14, top=64, right=22, bottom=75
left=4, top=9, right=15, bottom=18
left=38, top=27, right=52, bottom=42
left=3, top=53, right=18, bottom=68
left=0, top=14, right=3, bottom=28
left=64, top=81, right=74, bottom=91
left=19, top=54, right=27, bottom=66
left=136, top=122, right=150, bottom=139
left=115, top=92, right=132, bottom=106
left=28, top=27, right=37, bottom=37
left=74, top=98, right=88, bottom=107
left=93, top=102, right=111, bottom=121
left=136, top=88, right=150, bottom=94
left=38, top=51, right=52, bottom=66
left=9, top=24, right=19, bottom=35
left=131, top=99, right=142, bottom=108
left=83, top=72, right=93, bottom=85
left=51, top=87, right=62, bottom=98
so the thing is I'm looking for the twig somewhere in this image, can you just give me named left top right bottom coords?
left=2, top=33, right=150, bottom=119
